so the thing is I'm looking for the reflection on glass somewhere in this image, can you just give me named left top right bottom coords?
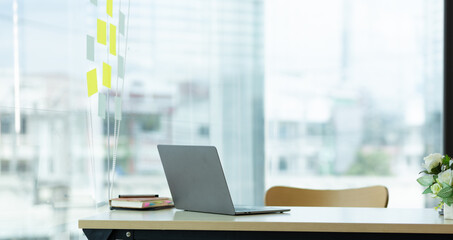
left=0, top=0, right=444, bottom=239
left=265, top=0, right=443, bottom=209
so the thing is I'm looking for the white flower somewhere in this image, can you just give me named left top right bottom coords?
left=438, top=169, right=453, bottom=186
left=423, top=153, right=443, bottom=172
left=431, top=183, right=442, bottom=195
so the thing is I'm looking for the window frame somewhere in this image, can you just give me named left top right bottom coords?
left=444, top=0, right=452, bottom=154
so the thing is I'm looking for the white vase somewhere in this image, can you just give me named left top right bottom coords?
left=444, top=204, right=453, bottom=220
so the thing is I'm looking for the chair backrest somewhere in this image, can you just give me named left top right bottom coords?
left=265, top=185, right=389, bottom=208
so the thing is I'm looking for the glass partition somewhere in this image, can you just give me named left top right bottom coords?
left=0, top=0, right=444, bottom=239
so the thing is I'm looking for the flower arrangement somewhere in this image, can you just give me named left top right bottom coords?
left=417, top=153, right=453, bottom=209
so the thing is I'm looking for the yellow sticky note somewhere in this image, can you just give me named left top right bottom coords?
left=107, top=0, right=113, bottom=17
left=97, top=19, right=106, bottom=45
left=103, top=62, right=111, bottom=88
left=87, top=69, right=98, bottom=97
left=110, top=24, right=116, bottom=56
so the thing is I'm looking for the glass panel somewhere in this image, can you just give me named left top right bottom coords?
left=0, top=0, right=444, bottom=239
left=0, top=0, right=264, bottom=238
left=265, top=0, right=443, bottom=208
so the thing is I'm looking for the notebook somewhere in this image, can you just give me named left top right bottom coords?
left=157, top=145, right=290, bottom=215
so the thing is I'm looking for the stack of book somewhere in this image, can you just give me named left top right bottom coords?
left=109, top=194, right=174, bottom=210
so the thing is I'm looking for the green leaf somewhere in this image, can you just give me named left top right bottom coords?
left=443, top=156, right=450, bottom=166
left=422, top=187, right=433, bottom=194
left=417, top=175, right=435, bottom=186
left=431, top=165, right=442, bottom=174
left=444, top=197, right=453, bottom=207
left=441, top=182, right=450, bottom=188
left=419, top=170, right=429, bottom=174
left=434, top=175, right=439, bottom=181
left=448, top=155, right=453, bottom=169
left=437, top=185, right=453, bottom=198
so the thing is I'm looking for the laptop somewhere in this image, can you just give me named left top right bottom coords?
left=157, top=145, right=290, bottom=215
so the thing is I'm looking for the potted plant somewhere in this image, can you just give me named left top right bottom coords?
left=417, top=153, right=453, bottom=219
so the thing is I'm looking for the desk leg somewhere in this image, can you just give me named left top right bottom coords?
left=83, top=229, right=113, bottom=240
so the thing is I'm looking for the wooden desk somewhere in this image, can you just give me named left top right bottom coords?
left=79, top=207, right=453, bottom=240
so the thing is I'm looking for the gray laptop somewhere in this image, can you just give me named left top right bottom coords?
left=157, top=145, right=290, bottom=215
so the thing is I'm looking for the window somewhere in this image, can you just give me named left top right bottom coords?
left=265, top=0, right=443, bottom=208
left=0, top=0, right=445, bottom=239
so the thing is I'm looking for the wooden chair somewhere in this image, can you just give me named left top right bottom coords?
left=265, top=185, right=389, bottom=208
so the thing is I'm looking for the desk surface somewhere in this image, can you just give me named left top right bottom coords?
left=79, top=207, right=453, bottom=234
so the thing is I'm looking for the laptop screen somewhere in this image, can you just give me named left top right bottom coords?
left=157, top=145, right=236, bottom=215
